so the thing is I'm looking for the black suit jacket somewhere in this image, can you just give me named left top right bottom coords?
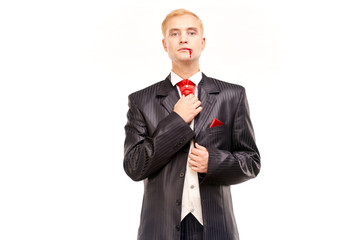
left=124, top=73, right=260, bottom=240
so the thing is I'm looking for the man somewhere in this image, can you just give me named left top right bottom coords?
left=124, top=9, right=260, bottom=240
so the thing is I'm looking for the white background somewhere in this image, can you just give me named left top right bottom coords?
left=1, top=0, right=359, bottom=239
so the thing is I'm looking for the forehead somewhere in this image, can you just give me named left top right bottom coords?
left=165, top=14, right=201, bottom=32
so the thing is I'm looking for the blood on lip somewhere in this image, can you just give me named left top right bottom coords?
left=180, top=48, right=192, bottom=58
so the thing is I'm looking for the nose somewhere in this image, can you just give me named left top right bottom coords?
left=180, top=33, right=188, bottom=44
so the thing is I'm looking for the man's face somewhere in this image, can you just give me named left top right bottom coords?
left=162, top=14, right=205, bottom=64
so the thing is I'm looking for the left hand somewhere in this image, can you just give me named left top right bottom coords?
left=188, top=143, right=209, bottom=173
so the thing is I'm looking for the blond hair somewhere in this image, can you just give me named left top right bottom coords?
left=161, top=9, right=204, bottom=37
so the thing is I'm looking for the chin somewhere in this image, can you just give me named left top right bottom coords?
left=174, top=57, right=191, bottom=62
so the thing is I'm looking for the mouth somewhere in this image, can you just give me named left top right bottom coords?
left=178, top=48, right=193, bottom=58
left=178, top=48, right=192, bottom=52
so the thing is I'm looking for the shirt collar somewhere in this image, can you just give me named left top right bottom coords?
left=170, top=70, right=202, bottom=86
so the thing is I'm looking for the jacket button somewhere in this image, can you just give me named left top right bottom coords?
left=176, top=200, right=181, bottom=206
left=176, top=225, right=180, bottom=231
left=179, top=172, right=185, bottom=178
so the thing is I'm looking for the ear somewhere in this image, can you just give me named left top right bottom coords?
left=201, top=37, right=206, bottom=51
left=162, top=39, right=168, bottom=52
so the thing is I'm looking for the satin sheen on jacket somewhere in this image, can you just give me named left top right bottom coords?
left=124, top=73, right=260, bottom=240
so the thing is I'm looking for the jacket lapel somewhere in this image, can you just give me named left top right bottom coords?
left=157, top=73, right=220, bottom=136
left=158, top=75, right=180, bottom=114
left=194, top=74, right=219, bottom=136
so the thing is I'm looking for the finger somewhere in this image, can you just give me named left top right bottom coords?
left=190, top=166, right=200, bottom=172
left=193, top=100, right=201, bottom=108
left=193, top=106, right=202, bottom=115
left=188, top=158, right=197, bottom=164
left=188, top=159, right=198, bottom=167
left=192, top=145, right=207, bottom=155
left=195, top=143, right=207, bottom=151
left=185, top=94, right=195, bottom=100
left=190, top=148, right=202, bottom=156
left=191, top=166, right=207, bottom=173
left=188, top=95, right=198, bottom=103
left=189, top=153, right=201, bottom=161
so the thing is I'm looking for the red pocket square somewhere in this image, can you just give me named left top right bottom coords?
left=209, top=118, right=224, bottom=128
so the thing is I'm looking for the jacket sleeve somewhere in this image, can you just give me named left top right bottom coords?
left=200, top=88, right=261, bottom=185
left=123, top=95, right=195, bottom=181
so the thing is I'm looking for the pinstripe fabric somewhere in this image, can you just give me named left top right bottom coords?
left=124, top=73, right=260, bottom=240
left=181, top=214, right=203, bottom=240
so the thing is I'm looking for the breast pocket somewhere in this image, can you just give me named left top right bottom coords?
left=206, top=125, right=225, bottom=134
left=205, top=125, right=230, bottom=150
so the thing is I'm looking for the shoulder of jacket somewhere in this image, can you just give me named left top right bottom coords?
left=207, top=76, right=245, bottom=92
left=128, top=80, right=164, bottom=102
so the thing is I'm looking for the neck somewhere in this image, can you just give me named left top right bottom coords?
left=171, top=60, right=200, bottom=79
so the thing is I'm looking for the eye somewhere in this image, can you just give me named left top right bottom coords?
left=189, top=31, right=196, bottom=36
left=171, top=32, right=179, bottom=37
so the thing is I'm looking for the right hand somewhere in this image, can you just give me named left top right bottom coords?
left=174, top=94, right=202, bottom=124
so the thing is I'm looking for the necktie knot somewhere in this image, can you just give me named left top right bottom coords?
left=177, top=79, right=195, bottom=96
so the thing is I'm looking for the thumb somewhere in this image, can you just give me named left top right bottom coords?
left=195, top=142, right=206, bottom=150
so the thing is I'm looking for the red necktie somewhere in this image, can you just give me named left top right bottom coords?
left=176, top=79, right=195, bottom=96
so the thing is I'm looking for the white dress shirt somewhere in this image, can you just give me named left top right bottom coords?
left=170, top=70, right=203, bottom=225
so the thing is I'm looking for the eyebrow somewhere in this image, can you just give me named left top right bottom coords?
left=187, top=27, right=198, bottom=32
left=168, top=27, right=199, bottom=33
